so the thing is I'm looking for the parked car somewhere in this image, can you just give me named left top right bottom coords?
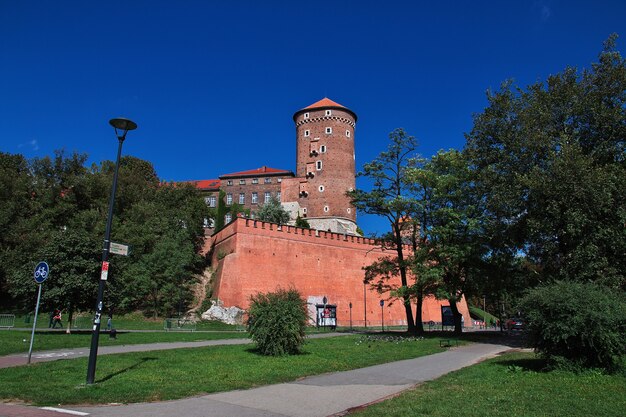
left=505, top=317, right=525, bottom=334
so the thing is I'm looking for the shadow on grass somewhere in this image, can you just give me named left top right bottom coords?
left=244, top=347, right=312, bottom=357
left=492, top=355, right=547, bottom=372
left=97, top=357, right=158, bottom=383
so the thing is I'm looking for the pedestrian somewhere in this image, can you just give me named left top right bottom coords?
left=48, top=310, right=55, bottom=328
left=106, top=315, right=112, bottom=331
left=52, top=309, right=62, bottom=329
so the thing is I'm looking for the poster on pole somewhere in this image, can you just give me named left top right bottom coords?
left=100, top=261, right=110, bottom=281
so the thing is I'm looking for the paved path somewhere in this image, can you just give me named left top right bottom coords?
left=0, top=342, right=511, bottom=417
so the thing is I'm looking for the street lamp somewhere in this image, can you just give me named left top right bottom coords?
left=86, top=117, right=137, bottom=385
left=363, top=280, right=367, bottom=328
left=380, top=300, right=384, bottom=332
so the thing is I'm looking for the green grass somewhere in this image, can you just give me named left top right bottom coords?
left=351, top=351, right=626, bottom=417
left=0, top=334, right=446, bottom=406
left=0, top=330, right=248, bottom=356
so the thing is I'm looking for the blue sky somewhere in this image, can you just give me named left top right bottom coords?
left=1, top=1, right=625, bottom=234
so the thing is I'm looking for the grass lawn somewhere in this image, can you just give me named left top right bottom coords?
left=0, top=330, right=248, bottom=356
left=350, top=351, right=626, bottom=417
left=0, top=334, right=446, bottom=406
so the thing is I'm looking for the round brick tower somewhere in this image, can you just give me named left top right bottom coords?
left=292, top=98, right=358, bottom=234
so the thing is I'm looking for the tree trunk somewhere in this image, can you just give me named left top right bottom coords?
left=394, top=228, right=416, bottom=334
left=65, top=303, right=73, bottom=334
left=449, top=298, right=463, bottom=335
left=414, top=291, right=425, bottom=335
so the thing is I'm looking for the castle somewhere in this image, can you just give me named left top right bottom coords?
left=194, top=98, right=470, bottom=327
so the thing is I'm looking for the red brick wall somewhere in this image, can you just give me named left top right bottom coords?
left=209, top=218, right=471, bottom=327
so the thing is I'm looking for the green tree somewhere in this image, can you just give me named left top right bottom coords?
left=407, top=150, right=486, bottom=335
left=255, top=196, right=290, bottom=224
left=295, top=215, right=310, bottom=229
left=464, top=36, right=626, bottom=290
left=348, top=128, right=420, bottom=334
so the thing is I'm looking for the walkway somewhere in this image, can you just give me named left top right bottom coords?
left=0, top=341, right=512, bottom=417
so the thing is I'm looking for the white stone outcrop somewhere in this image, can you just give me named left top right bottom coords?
left=201, top=301, right=245, bottom=325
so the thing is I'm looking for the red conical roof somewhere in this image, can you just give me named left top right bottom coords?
left=293, top=97, right=357, bottom=121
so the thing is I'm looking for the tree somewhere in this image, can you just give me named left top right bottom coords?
left=255, top=196, right=290, bottom=224
left=407, top=150, right=486, bottom=335
left=348, top=128, right=421, bottom=334
left=464, top=35, right=626, bottom=290
left=295, top=215, right=310, bottom=229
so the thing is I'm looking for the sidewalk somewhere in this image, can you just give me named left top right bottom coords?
left=0, top=342, right=512, bottom=417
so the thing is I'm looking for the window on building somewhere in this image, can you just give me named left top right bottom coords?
left=277, top=178, right=282, bottom=183
left=239, top=179, right=246, bottom=185
left=252, top=178, right=258, bottom=184
left=347, top=208, right=352, bottom=214
left=346, top=130, right=351, bottom=137
left=320, top=145, right=327, bottom=153
left=264, top=178, right=271, bottom=184
left=226, top=193, right=232, bottom=205
left=252, top=192, right=258, bottom=204
left=239, top=193, right=245, bottom=204
left=204, top=196, right=211, bottom=205
left=302, top=208, right=307, bottom=214
left=319, top=185, right=325, bottom=192
left=324, top=205, right=329, bottom=213
left=225, top=213, right=232, bottom=223
left=304, top=112, right=309, bottom=119
left=325, top=127, right=332, bottom=134
left=325, top=110, right=332, bottom=116
left=264, top=191, right=271, bottom=203
left=227, top=180, right=233, bottom=186
left=203, top=218, right=215, bottom=228
left=208, top=195, right=217, bottom=207
left=304, top=130, right=310, bottom=137
left=316, top=160, right=322, bottom=170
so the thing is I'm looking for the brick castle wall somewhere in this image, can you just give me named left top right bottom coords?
left=208, top=218, right=471, bottom=327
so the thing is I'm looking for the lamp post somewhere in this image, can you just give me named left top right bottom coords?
left=363, top=281, right=367, bottom=328
left=86, top=118, right=137, bottom=385
left=349, top=302, right=352, bottom=331
left=380, top=300, right=384, bottom=332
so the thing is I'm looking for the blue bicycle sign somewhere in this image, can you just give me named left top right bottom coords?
left=34, top=262, right=50, bottom=284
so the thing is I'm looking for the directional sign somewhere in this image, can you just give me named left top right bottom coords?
left=33, top=262, right=50, bottom=284
left=109, top=242, right=131, bottom=256
left=100, top=261, right=110, bottom=281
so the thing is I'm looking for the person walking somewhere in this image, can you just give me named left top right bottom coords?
left=51, top=309, right=62, bottom=329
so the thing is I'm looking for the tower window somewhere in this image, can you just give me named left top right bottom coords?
left=320, top=145, right=327, bottom=153
left=324, top=206, right=329, bottom=213
left=346, top=130, right=351, bottom=137
left=325, top=127, right=332, bottom=134
left=319, top=185, right=325, bottom=192
left=316, top=161, right=322, bottom=170
left=325, top=110, right=332, bottom=116
left=347, top=208, right=352, bottom=214
left=304, top=130, right=310, bottom=137
left=302, top=207, right=307, bottom=214
left=304, top=112, right=309, bottom=119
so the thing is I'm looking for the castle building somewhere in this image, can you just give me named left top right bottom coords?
left=193, top=98, right=472, bottom=327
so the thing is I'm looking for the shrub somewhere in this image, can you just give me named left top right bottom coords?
left=247, top=288, right=308, bottom=356
left=519, top=281, right=626, bottom=373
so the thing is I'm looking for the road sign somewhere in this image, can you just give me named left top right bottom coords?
left=33, top=262, right=49, bottom=284
left=109, top=242, right=131, bottom=256
left=100, top=261, right=110, bottom=281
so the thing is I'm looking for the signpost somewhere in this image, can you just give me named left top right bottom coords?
left=109, top=242, right=131, bottom=256
left=28, top=261, right=49, bottom=364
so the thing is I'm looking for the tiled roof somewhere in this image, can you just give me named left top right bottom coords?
left=220, top=166, right=294, bottom=178
left=304, top=97, right=348, bottom=110
left=190, top=179, right=221, bottom=190
left=293, top=97, right=357, bottom=121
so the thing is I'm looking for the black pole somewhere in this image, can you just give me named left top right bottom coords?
left=363, top=281, right=367, bottom=328
left=86, top=134, right=125, bottom=385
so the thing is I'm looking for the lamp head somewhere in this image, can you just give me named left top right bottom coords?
left=109, top=118, right=137, bottom=138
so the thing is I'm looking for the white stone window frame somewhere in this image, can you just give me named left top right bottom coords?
left=304, top=112, right=310, bottom=119
left=325, top=109, right=332, bottom=116
left=325, top=127, right=332, bottom=134
left=324, top=205, right=330, bottom=213
left=346, top=130, right=351, bottom=137
left=316, top=160, right=323, bottom=170
left=304, top=130, right=310, bottom=137
left=318, top=185, right=325, bottom=192
left=320, top=145, right=327, bottom=153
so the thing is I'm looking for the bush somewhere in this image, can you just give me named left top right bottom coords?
left=247, top=288, right=308, bottom=356
left=519, top=281, right=626, bottom=373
